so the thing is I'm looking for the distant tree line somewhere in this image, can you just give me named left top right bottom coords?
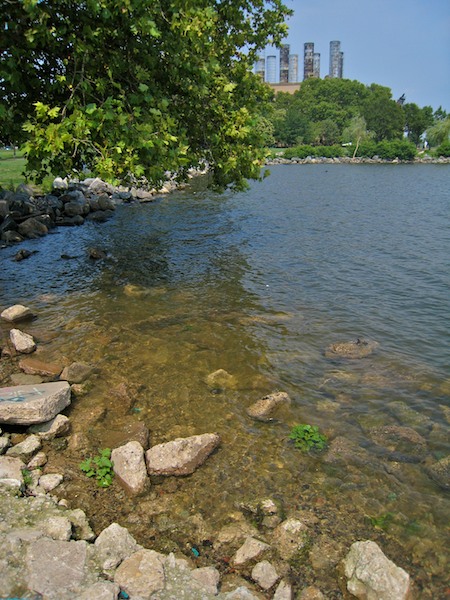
left=261, top=78, right=449, bottom=156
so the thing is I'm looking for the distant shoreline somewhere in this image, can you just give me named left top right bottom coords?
left=266, top=155, right=450, bottom=166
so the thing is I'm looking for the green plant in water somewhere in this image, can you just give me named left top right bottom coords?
left=289, top=424, right=328, bottom=452
left=368, top=512, right=395, bottom=531
left=80, top=448, right=114, bottom=488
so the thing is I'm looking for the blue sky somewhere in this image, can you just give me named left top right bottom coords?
left=266, top=0, right=450, bottom=111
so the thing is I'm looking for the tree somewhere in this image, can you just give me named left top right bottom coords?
left=361, top=84, right=405, bottom=141
left=1, top=0, right=291, bottom=189
left=403, top=103, right=434, bottom=145
left=342, top=115, right=373, bottom=157
left=426, top=117, right=450, bottom=147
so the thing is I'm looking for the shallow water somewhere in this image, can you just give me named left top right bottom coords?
left=1, top=164, right=449, bottom=596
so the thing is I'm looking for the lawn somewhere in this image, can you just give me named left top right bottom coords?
left=0, top=149, right=27, bottom=189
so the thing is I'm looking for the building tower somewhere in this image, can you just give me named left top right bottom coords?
left=329, top=41, right=343, bottom=78
left=280, top=44, right=290, bottom=83
left=289, top=54, right=299, bottom=83
left=266, top=55, right=276, bottom=83
left=303, top=42, right=314, bottom=80
left=313, top=52, right=321, bottom=78
left=254, top=56, right=265, bottom=81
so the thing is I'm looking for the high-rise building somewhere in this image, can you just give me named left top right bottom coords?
left=254, top=56, right=265, bottom=81
left=280, top=44, right=290, bottom=83
left=313, top=52, right=320, bottom=78
left=289, top=54, right=299, bottom=83
left=266, top=55, right=276, bottom=83
left=303, top=42, right=314, bottom=80
left=329, top=40, right=343, bottom=78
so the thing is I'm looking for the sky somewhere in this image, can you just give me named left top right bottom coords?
left=265, top=0, right=450, bottom=111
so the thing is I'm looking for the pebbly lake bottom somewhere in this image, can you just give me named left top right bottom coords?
left=0, top=164, right=449, bottom=597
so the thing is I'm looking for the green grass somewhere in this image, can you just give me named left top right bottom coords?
left=0, top=149, right=27, bottom=189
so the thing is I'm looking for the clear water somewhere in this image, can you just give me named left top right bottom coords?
left=1, top=164, right=449, bottom=596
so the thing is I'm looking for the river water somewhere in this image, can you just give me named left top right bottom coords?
left=1, top=164, right=449, bottom=596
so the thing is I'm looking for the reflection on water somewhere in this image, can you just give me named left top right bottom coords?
left=1, top=164, right=449, bottom=596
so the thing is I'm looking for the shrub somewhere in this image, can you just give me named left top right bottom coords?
left=435, top=140, right=450, bottom=157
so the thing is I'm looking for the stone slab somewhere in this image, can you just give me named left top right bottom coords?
left=0, top=381, right=71, bottom=425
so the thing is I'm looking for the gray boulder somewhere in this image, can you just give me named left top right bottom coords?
left=26, top=538, right=90, bottom=599
left=0, top=381, right=71, bottom=425
left=17, top=217, right=48, bottom=238
left=94, top=522, right=141, bottom=570
left=111, top=441, right=148, bottom=494
left=60, top=361, right=94, bottom=384
left=114, top=549, right=166, bottom=599
left=9, top=328, right=36, bottom=354
left=343, top=540, right=411, bottom=599
left=232, top=536, right=270, bottom=566
left=28, top=414, right=70, bottom=440
left=1, top=304, right=33, bottom=322
left=6, top=434, right=42, bottom=461
left=145, top=432, right=220, bottom=476
left=0, top=455, right=25, bottom=489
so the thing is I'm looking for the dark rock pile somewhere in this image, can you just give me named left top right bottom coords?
left=0, top=176, right=176, bottom=248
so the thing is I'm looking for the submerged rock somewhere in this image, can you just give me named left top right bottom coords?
left=343, top=540, right=411, bottom=599
left=145, top=432, right=220, bottom=476
left=368, top=425, right=427, bottom=462
left=1, top=304, right=33, bottom=322
left=246, top=391, right=291, bottom=421
left=60, top=361, right=94, bottom=384
left=425, top=455, right=450, bottom=490
left=325, top=338, right=379, bottom=359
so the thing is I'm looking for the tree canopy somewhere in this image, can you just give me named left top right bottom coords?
left=269, top=78, right=443, bottom=148
left=1, top=0, right=291, bottom=188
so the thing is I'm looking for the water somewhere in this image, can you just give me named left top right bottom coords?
left=1, top=164, right=449, bottom=596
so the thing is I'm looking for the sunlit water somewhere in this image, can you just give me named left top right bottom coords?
left=1, top=164, right=449, bottom=596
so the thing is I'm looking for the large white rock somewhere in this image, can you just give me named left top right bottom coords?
left=343, top=540, right=411, bottom=600
left=145, top=433, right=220, bottom=476
left=1, top=304, right=33, bottom=322
left=111, top=441, right=148, bottom=494
left=10, top=328, right=36, bottom=354
left=0, top=381, right=71, bottom=425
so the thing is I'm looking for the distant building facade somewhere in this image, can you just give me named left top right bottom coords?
left=303, top=43, right=314, bottom=79
left=289, top=54, right=299, bottom=83
left=266, top=55, right=277, bottom=83
left=313, top=52, right=321, bottom=78
left=255, top=56, right=265, bottom=81
left=329, top=40, right=344, bottom=78
left=280, top=44, right=290, bottom=83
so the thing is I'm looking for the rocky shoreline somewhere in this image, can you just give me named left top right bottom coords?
left=0, top=305, right=421, bottom=599
left=266, top=155, right=450, bottom=166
